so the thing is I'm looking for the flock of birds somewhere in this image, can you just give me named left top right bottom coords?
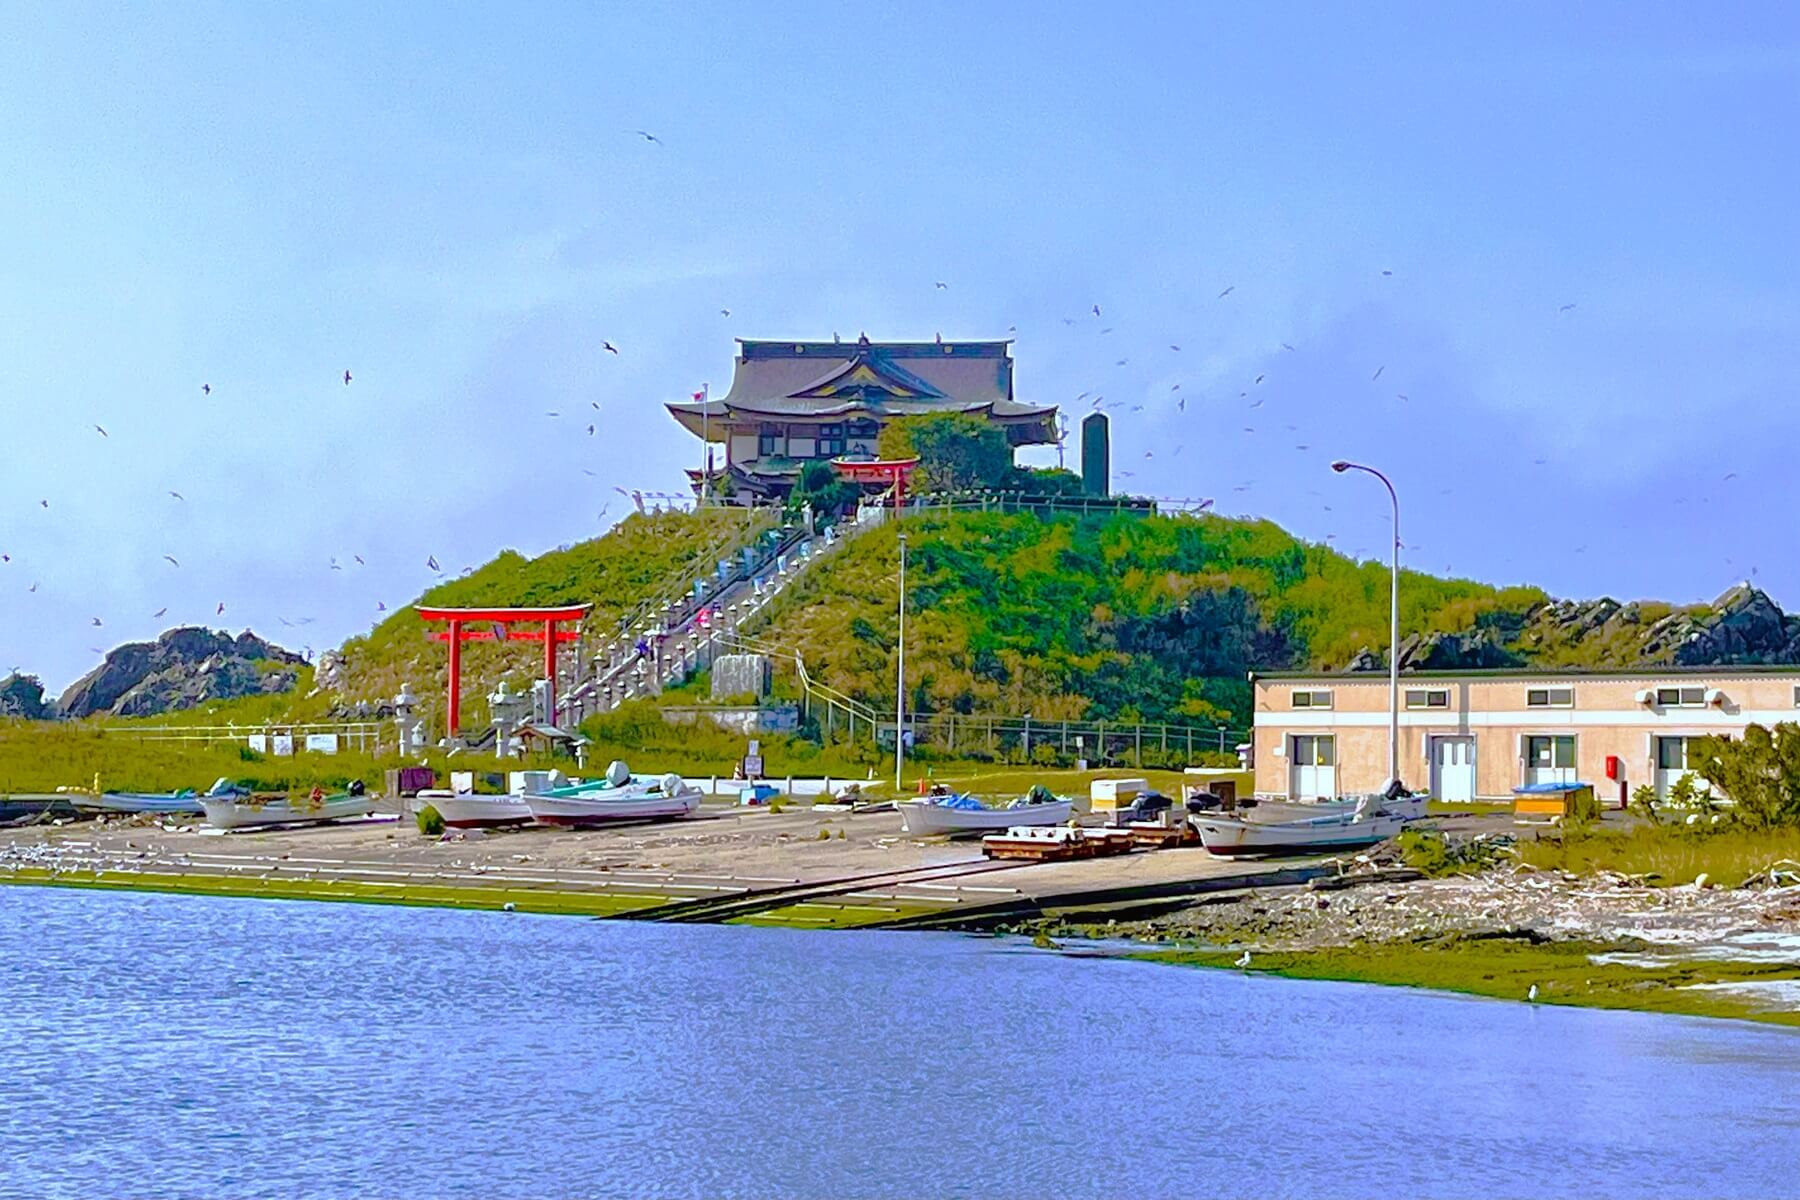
left=3, top=124, right=1764, bottom=680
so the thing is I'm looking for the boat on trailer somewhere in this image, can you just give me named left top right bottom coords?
left=897, top=786, right=1074, bottom=837
left=1195, top=794, right=1415, bottom=858
left=202, top=784, right=378, bottom=830
left=520, top=762, right=702, bottom=827
left=416, top=790, right=533, bottom=829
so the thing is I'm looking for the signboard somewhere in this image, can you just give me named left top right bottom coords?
left=247, top=734, right=267, bottom=753
left=271, top=735, right=295, bottom=757
left=305, top=733, right=340, bottom=755
left=742, top=755, right=764, bottom=779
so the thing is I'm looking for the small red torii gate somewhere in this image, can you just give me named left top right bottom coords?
left=831, top=456, right=918, bottom=509
left=417, top=604, right=592, bottom=736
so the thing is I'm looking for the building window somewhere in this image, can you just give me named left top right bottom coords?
left=1291, top=689, right=1333, bottom=709
left=1656, top=736, right=1692, bottom=772
left=758, top=425, right=782, bottom=456
left=1656, top=686, right=1706, bottom=708
left=846, top=418, right=879, bottom=439
left=1292, top=735, right=1336, bottom=766
left=1405, top=688, right=1450, bottom=709
left=818, top=423, right=845, bottom=457
left=1525, top=735, right=1576, bottom=771
left=1526, top=687, right=1574, bottom=708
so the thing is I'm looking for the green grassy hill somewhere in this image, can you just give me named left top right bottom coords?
left=754, top=510, right=1548, bottom=727
left=53, top=503, right=1789, bottom=749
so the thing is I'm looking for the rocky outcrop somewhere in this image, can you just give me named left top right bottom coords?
left=58, top=628, right=304, bottom=719
left=1347, top=585, right=1800, bottom=675
left=0, top=673, right=52, bottom=719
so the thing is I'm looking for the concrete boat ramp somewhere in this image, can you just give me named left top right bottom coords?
left=0, top=801, right=1336, bottom=929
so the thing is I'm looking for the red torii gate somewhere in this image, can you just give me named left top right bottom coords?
left=417, top=604, right=592, bottom=736
left=831, top=456, right=919, bottom=509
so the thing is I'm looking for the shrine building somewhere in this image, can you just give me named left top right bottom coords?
left=666, top=335, right=1058, bottom=502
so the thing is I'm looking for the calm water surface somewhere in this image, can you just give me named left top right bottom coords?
left=3, top=886, right=1798, bottom=1199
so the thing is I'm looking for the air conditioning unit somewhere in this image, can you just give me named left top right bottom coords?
left=1634, top=689, right=1654, bottom=705
left=1704, top=688, right=1726, bottom=707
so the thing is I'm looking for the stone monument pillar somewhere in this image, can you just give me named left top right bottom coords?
left=393, top=684, right=418, bottom=757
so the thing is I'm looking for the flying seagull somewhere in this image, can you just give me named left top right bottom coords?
left=168, top=490, right=184, bottom=501
left=1558, top=303, right=1577, bottom=313
left=202, top=383, right=211, bottom=395
left=1254, top=374, right=1265, bottom=384
left=634, top=130, right=661, bottom=144
left=153, top=607, right=166, bottom=618
left=91, top=616, right=102, bottom=626
left=1217, top=286, right=1234, bottom=299
left=1092, top=304, right=1101, bottom=317
left=720, top=308, right=730, bottom=317
left=162, top=555, right=179, bottom=568
left=1381, top=269, right=1393, bottom=277
left=934, top=281, right=947, bottom=289
left=353, top=555, right=364, bottom=565
left=377, top=601, right=387, bottom=612
left=343, top=370, right=352, bottom=385
left=1371, top=365, right=1385, bottom=381
left=427, top=555, right=442, bottom=572
left=603, top=342, right=619, bottom=355
left=94, top=425, right=108, bottom=437
left=1280, top=343, right=1296, bottom=352
left=216, top=602, right=225, bottom=615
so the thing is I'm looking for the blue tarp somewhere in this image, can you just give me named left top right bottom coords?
left=924, top=792, right=985, bottom=810
left=1512, top=781, right=1595, bottom=795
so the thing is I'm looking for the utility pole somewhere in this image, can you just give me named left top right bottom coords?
left=895, top=532, right=908, bottom=792
left=1332, top=459, right=1403, bottom=790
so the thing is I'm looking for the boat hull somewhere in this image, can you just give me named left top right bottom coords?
left=201, top=794, right=378, bottom=830
left=417, top=790, right=532, bottom=829
left=897, top=799, right=1073, bottom=836
left=80, top=792, right=208, bottom=816
left=521, top=786, right=702, bottom=827
left=1195, top=811, right=1410, bottom=857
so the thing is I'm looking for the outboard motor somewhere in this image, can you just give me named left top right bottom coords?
left=348, top=780, right=366, bottom=797
left=1185, top=789, right=1223, bottom=815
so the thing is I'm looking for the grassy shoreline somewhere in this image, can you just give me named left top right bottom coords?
left=0, top=868, right=941, bottom=929
left=1134, top=935, right=1800, bottom=1027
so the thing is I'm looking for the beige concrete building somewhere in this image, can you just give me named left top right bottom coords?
left=1250, top=667, right=1800, bottom=803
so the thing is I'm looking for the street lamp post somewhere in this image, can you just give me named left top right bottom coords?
left=1332, top=460, right=1403, bottom=791
left=895, top=532, right=908, bottom=792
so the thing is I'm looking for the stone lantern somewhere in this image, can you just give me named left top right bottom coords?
left=489, top=680, right=529, bottom=759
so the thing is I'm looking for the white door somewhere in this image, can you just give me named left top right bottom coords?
left=1432, top=736, right=1476, bottom=802
left=1525, top=735, right=1576, bottom=787
left=1654, top=737, right=1709, bottom=799
left=1289, top=735, right=1337, bottom=801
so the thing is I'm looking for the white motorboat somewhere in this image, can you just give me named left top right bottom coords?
left=897, top=789, right=1073, bottom=837
left=416, top=789, right=532, bottom=829
left=520, top=762, right=701, bottom=827
left=202, top=786, right=378, bottom=830
left=1195, top=794, right=1413, bottom=858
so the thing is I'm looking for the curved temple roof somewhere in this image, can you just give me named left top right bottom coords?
left=668, top=337, right=1056, bottom=443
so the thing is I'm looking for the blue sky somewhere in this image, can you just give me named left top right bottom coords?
left=4, top=3, right=1799, bottom=691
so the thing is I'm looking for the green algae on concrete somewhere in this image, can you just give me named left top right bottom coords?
left=1135, top=933, right=1800, bottom=1027
left=0, top=867, right=667, bottom=918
